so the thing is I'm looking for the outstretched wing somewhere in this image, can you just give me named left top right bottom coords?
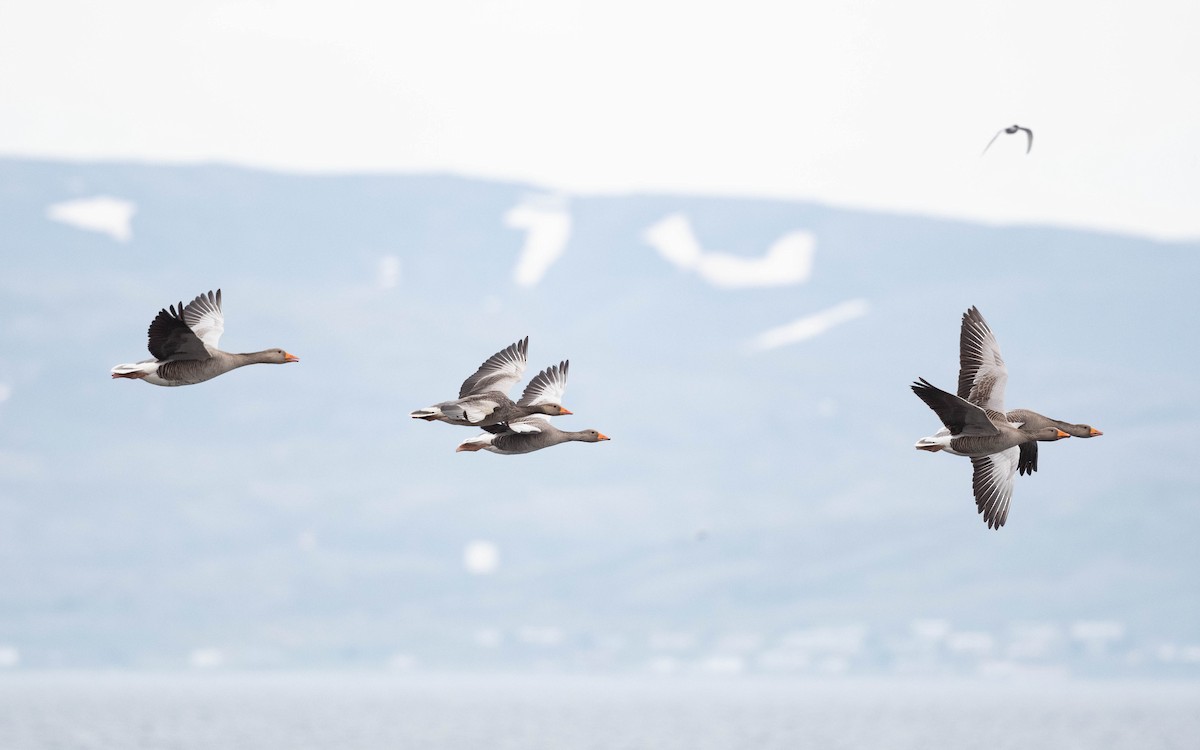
left=518, top=360, right=569, bottom=407
left=957, top=306, right=1007, bottom=418
left=980, top=129, right=1004, bottom=155
left=181, top=289, right=225, bottom=349
left=1018, top=126, right=1033, bottom=154
left=459, top=337, right=529, bottom=398
left=971, top=447, right=1020, bottom=529
left=911, top=378, right=999, bottom=437
left=147, top=303, right=210, bottom=362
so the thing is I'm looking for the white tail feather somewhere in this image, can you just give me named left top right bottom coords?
left=110, top=361, right=158, bottom=376
left=914, top=433, right=952, bottom=452
left=456, top=434, right=495, bottom=452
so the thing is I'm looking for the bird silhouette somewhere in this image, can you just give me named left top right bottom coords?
left=982, top=124, right=1033, bottom=155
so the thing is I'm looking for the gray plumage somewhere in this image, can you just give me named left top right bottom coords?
left=912, top=378, right=1070, bottom=529
left=913, top=379, right=1068, bottom=456
left=913, top=305, right=1084, bottom=528
left=111, top=289, right=298, bottom=386
left=956, top=306, right=1007, bottom=419
left=456, top=360, right=609, bottom=455
left=410, top=339, right=571, bottom=427
left=958, top=306, right=1103, bottom=477
left=458, top=423, right=609, bottom=455
left=1007, top=409, right=1103, bottom=476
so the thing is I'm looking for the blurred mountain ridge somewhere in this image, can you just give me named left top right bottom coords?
left=0, top=158, right=1196, bottom=673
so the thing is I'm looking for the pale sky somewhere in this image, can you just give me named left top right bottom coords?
left=3, top=0, right=1198, bottom=239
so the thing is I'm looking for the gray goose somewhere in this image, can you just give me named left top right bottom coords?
left=410, top=337, right=572, bottom=428
left=982, top=124, right=1033, bottom=155
left=957, top=306, right=1103, bottom=476
left=111, top=289, right=298, bottom=386
left=913, top=305, right=1079, bottom=529
left=913, top=378, right=1069, bottom=529
left=1007, top=410, right=1103, bottom=475
left=456, top=361, right=609, bottom=455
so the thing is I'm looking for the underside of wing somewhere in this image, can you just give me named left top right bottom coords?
left=147, top=304, right=210, bottom=362
left=456, top=398, right=500, bottom=424
left=981, top=129, right=1003, bottom=155
left=459, top=336, right=529, bottom=398
left=506, top=418, right=545, bottom=433
left=481, top=418, right=545, bottom=436
left=957, top=306, right=1008, bottom=415
left=970, top=447, right=1019, bottom=529
left=519, top=360, right=569, bottom=407
left=181, top=289, right=225, bottom=349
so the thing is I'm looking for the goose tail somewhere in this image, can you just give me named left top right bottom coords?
left=456, top=434, right=494, bottom=453
left=914, top=435, right=948, bottom=452
left=110, top=361, right=157, bottom=379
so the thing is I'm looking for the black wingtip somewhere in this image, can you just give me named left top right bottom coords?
left=911, top=377, right=935, bottom=391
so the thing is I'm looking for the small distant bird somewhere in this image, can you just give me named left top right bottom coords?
left=410, top=337, right=572, bottom=428
left=456, top=360, right=609, bottom=455
left=982, top=124, right=1033, bottom=155
left=111, top=289, right=298, bottom=386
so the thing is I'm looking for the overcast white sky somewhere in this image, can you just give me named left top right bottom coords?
left=2, top=0, right=1198, bottom=239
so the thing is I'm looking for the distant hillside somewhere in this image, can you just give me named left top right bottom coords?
left=0, top=158, right=1196, bottom=675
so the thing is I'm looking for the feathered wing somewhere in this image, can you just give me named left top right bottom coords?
left=487, top=361, right=572, bottom=434
left=459, top=417, right=544, bottom=453
left=970, top=447, right=1020, bottom=529
left=473, top=394, right=558, bottom=444
left=518, top=360, right=568, bottom=407
left=146, top=304, right=210, bottom=362
left=957, top=306, right=1007, bottom=417
left=1019, top=127, right=1033, bottom=153
left=911, top=378, right=1000, bottom=437
left=459, top=337, right=529, bottom=398
left=181, top=290, right=225, bottom=349
left=981, top=129, right=1004, bottom=155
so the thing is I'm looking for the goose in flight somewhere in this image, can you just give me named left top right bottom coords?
left=913, top=378, right=1069, bottom=529
left=410, top=337, right=572, bottom=427
left=955, top=306, right=1102, bottom=476
left=1006, top=409, right=1102, bottom=475
left=456, top=360, right=609, bottom=454
left=111, top=289, right=298, bottom=386
left=913, top=306, right=1090, bottom=528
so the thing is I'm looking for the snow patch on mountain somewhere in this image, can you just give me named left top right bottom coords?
left=45, top=195, right=137, bottom=242
left=507, top=195, right=571, bottom=287
left=642, top=213, right=815, bottom=288
left=748, top=299, right=870, bottom=351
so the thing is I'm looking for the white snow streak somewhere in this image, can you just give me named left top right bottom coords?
left=45, top=195, right=137, bottom=242
left=748, top=299, right=870, bottom=351
left=507, top=196, right=571, bottom=287
left=642, top=213, right=815, bottom=288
